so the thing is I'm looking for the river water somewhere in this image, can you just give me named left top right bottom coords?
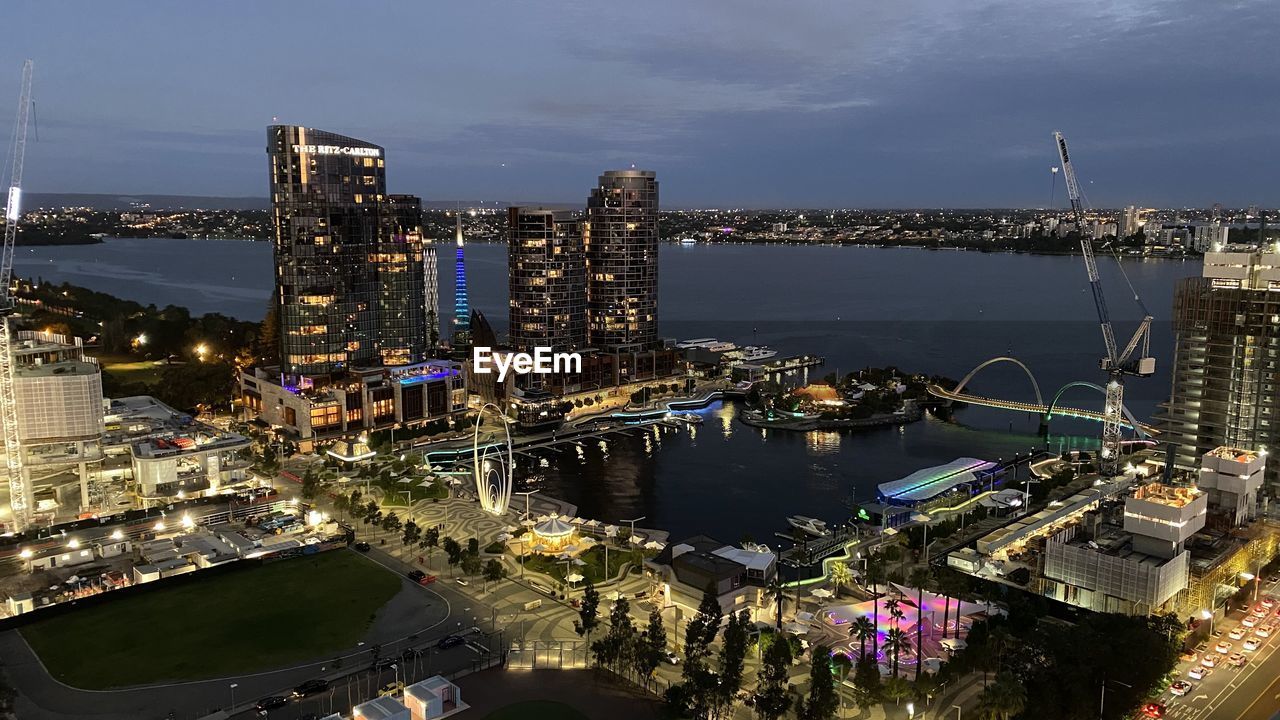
left=15, top=238, right=1199, bottom=541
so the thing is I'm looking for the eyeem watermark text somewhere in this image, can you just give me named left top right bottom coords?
left=472, top=346, right=582, bottom=382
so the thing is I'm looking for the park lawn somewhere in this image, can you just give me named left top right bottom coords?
left=94, top=353, right=166, bottom=386
left=483, top=701, right=590, bottom=720
left=21, top=550, right=401, bottom=689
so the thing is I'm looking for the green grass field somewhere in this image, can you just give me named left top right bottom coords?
left=483, top=701, right=590, bottom=720
left=21, top=550, right=401, bottom=689
left=94, top=353, right=167, bottom=386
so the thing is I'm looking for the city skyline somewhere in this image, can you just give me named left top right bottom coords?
left=0, top=1, right=1276, bottom=208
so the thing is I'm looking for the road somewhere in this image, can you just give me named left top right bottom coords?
left=1159, top=574, right=1280, bottom=720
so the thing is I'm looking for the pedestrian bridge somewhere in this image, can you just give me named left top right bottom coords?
left=926, top=356, right=1158, bottom=437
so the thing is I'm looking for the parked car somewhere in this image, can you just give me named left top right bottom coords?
left=1255, top=625, right=1272, bottom=638
left=371, top=657, right=396, bottom=671
left=1201, top=654, right=1217, bottom=668
left=1243, top=637, right=1261, bottom=651
left=1215, top=640, right=1232, bottom=654
left=418, top=574, right=437, bottom=585
left=1229, top=627, right=1246, bottom=640
left=1170, top=680, right=1192, bottom=697
left=379, top=681, right=405, bottom=697
left=1242, top=615, right=1258, bottom=628
left=663, top=650, right=681, bottom=665
left=455, top=578, right=469, bottom=586
left=401, top=647, right=425, bottom=660
left=354, top=542, right=371, bottom=552
left=1228, top=652, right=1247, bottom=667
left=1139, top=702, right=1165, bottom=718
left=1188, top=665, right=1209, bottom=680
left=291, top=679, right=329, bottom=698
left=408, top=570, right=426, bottom=583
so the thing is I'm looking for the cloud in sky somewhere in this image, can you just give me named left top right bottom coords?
left=1, top=0, right=1276, bottom=207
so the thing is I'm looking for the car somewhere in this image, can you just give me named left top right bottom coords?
left=1252, top=605, right=1267, bottom=618
left=379, top=681, right=405, bottom=697
left=1139, top=702, right=1166, bottom=719
left=1228, top=652, right=1247, bottom=667
left=436, top=635, right=466, bottom=650
left=1188, top=665, right=1208, bottom=680
left=401, top=647, right=425, bottom=660
left=1255, top=625, right=1271, bottom=638
left=1201, top=654, right=1217, bottom=668
left=1215, top=640, right=1232, bottom=654
left=1242, top=615, right=1258, bottom=628
left=455, top=578, right=469, bottom=586
left=1229, top=627, right=1247, bottom=640
left=291, top=679, right=329, bottom=698
left=255, top=696, right=289, bottom=714
left=1243, top=637, right=1261, bottom=651
left=1170, top=680, right=1192, bottom=697
left=663, top=650, right=681, bottom=665
left=418, top=574, right=437, bottom=585
left=407, top=570, right=426, bottom=582
left=371, top=657, right=396, bottom=671
left=1262, top=595, right=1276, bottom=609
left=1179, top=650, right=1198, bottom=662
left=354, top=541, right=371, bottom=552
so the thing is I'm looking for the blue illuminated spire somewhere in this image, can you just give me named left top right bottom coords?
left=453, top=212, right=470, bottom=335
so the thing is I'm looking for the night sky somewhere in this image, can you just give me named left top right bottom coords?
left=3, top=1, right=1277, bottom=208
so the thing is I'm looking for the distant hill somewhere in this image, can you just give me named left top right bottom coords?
left=24, top=193, right=581, bottom=212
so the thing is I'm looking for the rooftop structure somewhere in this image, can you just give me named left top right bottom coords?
left=878, top=457, right=1000, bottom=506
left=404, top=675, right=467, bottom=719
left=1123, top=482, right=1207, bottom=558
left=353, top=694, right=410, bottom=720
left=649, top=535, right=776, bottom=619
left=1197, top=446, right=1265, bottom=526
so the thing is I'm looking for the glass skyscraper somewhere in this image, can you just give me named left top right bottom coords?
left=267, top=125, right=428, bottom=376
left=507, top=207, right=587, bottom=352
left=585, top=170, right=659, bottom=352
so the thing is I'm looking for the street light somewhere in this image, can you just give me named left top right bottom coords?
left=229, top=682, right=238, bottom=711
left=1241, top=571, right=1260, bottom=604
left=1201, top=608, right=1214, bottom=635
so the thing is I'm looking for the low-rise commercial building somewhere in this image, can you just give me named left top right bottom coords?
left=648, top=535, right=776, bottom=621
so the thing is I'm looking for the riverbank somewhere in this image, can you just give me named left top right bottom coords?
left=738, top=403, right=923, bottom=432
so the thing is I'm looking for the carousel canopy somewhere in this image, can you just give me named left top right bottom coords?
left=534, top=515, right=576, bottom=539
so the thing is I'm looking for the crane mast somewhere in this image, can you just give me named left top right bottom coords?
left=0, top=61, right=33, bottom=530
left=1052, top=131, right=1154, bottom=476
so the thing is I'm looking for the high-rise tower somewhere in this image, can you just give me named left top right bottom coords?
left=1158, top=247, right=1280, bottom=488
left=453, top=213, right=471, bottom=343
left=508, top=207, right=587, bottom=352
left=585, top=170, right=659, bottom=352
left=267, top=125, right=427, bottom=376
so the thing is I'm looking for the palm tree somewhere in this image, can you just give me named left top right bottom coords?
left=850, top=616, right=875, bottom=660
left=885, top=627, right=910, bottom=677
left=767, top=571, right=786, bottom=631
left=978, top=673, right=1026, bottom=720
left=866, top=553, right=887, bottom=658
left=885, top=597, right=904, bottom=631
left=909, top=566, right=932, bottom=681
left=829, top=561, right=852, bottom=598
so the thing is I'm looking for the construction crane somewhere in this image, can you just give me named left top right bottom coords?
left=0, top=61, right=33, bottom=530
left=1053, top=131, right=1154, bottom=476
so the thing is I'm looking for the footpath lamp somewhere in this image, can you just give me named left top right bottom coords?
left=1241, top=571, right=1261, bottom=604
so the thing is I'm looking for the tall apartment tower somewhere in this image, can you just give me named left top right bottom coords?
left=423, top=243, right=440, bottom=350
left=1158, top=247, right=1280, bottom=487
left=585, top=170, right=659, bottom=352
left=507, top=207, right=587, bottom=352
left=267, top=125, right=427, bottom=376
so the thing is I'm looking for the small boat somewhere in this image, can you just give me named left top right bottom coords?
left=679, top=236, right=697, bottom=245
left=787, top=515, right=830, bottom=537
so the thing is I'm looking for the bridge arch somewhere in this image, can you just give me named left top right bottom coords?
left=953, top=356, right=1043, bottom=407
left=1046, top=381, right=1149, bottom=439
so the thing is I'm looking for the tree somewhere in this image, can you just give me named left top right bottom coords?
left=575, top=580, right=601, bottom=648
left=795, top=644, right=839, bottom=720
left=401, top=519, right=420, bottom=548
left=381, top=511, right=401, bottom=533
left=300, top=469, right=320, bottom=500
left=851, top=654, right=882, bottom=710
left=909, top=566, right=932, bottom=681
left=866, top=552, right=887, bottom=657
left=829, top=561, right=852, bottom=598
left=671, top=585, right=725, bottom=720
left=483, top=558, right=505, bottom=591
left=755, top=631, right=794, bottom=720
left=467, top=537, right=479, bottom=556
left=592, top=595, right=636, bottom=671
left=885, top=628, right=910, bottom=677
left=442, top=536, right=462, bottom=576
left=882, top=675, right=913, bottom=706
left=362, top=500, right=379, bottom=522
left=977, top=673, right=1026, bottom=720
left=634, top=608, right=667, bottom=690
left=420, top=526, right=440, bottom=567
left=716, top=610, right=751, bottom=713
left=460, top=552, right=482, bottom=576
left=850, top=616, right=875, bottom=660
left=767, top=571, right=786, bottom=631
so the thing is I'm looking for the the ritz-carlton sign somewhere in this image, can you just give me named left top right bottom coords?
left=291, top=144, right=381, bottom=158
